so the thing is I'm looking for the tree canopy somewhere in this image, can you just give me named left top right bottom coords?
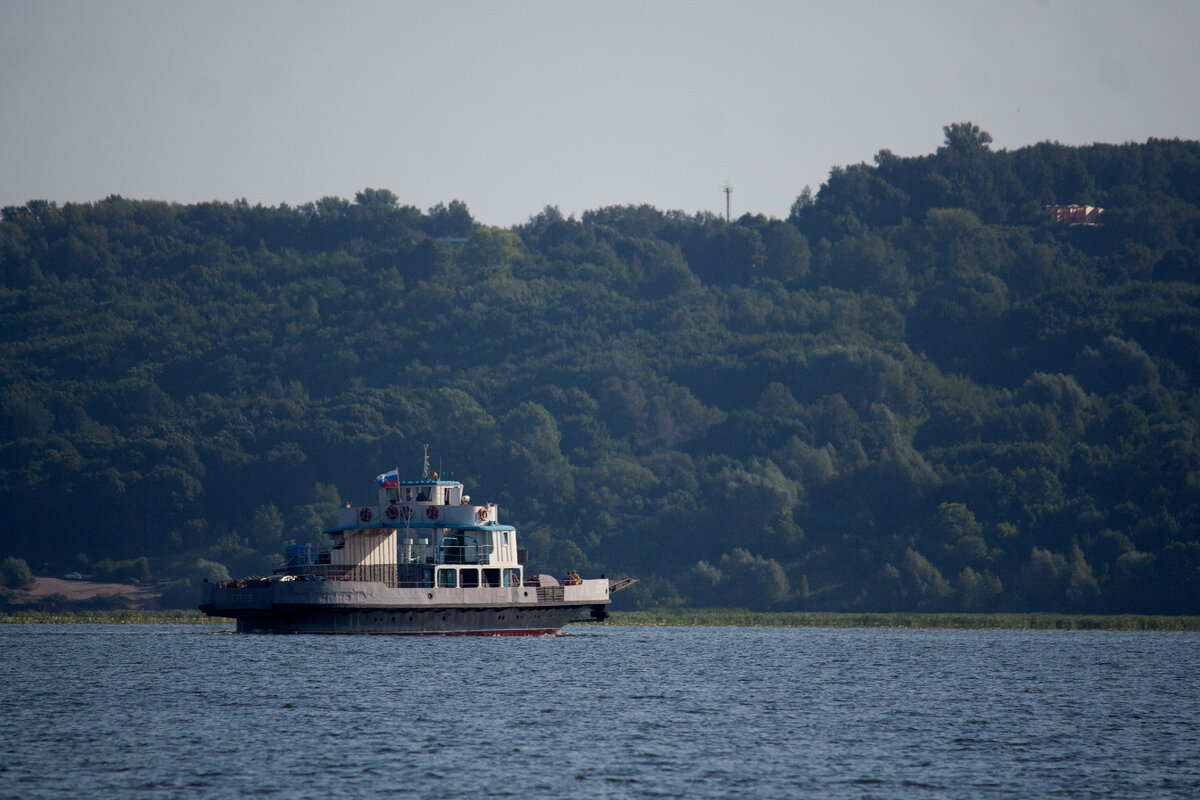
left=3, top=126, right=1200, bottom=613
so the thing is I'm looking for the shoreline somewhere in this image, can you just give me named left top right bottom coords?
left=2, top=608, right=1199, bottom=631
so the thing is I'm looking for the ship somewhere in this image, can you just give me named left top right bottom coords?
left=199, top=448, right=632, bottom=634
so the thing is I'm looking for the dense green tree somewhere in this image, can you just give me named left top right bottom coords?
left=942, top=122, right=993, bottom=155
left=687, top=549, right=789, bottom=610
left=761, top=220, right=811, bottom=282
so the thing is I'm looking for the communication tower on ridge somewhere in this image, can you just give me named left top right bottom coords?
left=722, top=183, right=732, bottom=222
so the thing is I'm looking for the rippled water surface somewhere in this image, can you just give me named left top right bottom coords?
left=2, top=624, right=1198, bottom=799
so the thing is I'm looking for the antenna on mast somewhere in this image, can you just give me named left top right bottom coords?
left=722, top=182, right=732, bottom=223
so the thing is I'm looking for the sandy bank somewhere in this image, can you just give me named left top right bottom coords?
left=25, top=576, right=161, bottom=607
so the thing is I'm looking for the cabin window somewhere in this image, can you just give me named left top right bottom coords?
left=460, top=568, right=479, bottom=588
left=502, top=531, right=509, bottom=546
left=404, top=487, right=413, bottom=501
left=437, top=569, right=457, bottom=588
left=443, top=488, right=451, bottom=505
left=483, top=568, right=500, bottom=587
left=386, top=487, right=398, bottom=503
left=507, top=568, right=521, bottom=587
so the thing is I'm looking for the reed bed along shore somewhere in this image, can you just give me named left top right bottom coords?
left=2, top=608, right=1199, bottom=631
left=598, top=609, right=1200, bottom=631
left=0, top=609, right=226, bottom=625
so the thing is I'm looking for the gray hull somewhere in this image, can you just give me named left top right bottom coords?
left=231, top=605, right=589, bottom=635
left=199, top=579, right=609, bottom=635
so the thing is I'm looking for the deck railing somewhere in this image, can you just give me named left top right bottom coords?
left=260, top=564, right=535, bottom=590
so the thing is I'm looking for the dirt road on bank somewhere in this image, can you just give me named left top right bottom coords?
left=26, top=576, right=161, bottom=607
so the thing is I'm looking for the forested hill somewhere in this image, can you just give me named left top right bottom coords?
left=2, top=125, right=1199, bottom=613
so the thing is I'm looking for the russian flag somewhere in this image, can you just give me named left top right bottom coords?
left=377, top=469, right=399, bottom=488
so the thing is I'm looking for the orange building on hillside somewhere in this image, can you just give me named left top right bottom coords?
left=1044, top=204, right=1104, bottom=225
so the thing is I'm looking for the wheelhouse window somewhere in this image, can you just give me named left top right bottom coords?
left=460, top=568, right=479, bottom=588
left=437, top=569, right=457, bottom=588
left=483, top=568, right=500, bottom=587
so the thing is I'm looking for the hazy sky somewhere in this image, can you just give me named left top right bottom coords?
left=3, top=0, right=1198, bottom=227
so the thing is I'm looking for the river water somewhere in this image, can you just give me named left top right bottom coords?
left=1, top=624, right=1197, bottom=799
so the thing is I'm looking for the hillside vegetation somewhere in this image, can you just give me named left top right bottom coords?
left=2, top=124, right=1199, bottom=613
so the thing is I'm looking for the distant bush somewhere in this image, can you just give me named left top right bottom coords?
left=158, top=578, right=198, bottom=609
left=1, top=557, right=34, bottom=590
left=189, top=559, right=230, bottom=583
left=88, top=557, right=151, bottom=583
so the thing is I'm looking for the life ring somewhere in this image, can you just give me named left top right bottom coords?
left=425, top=506, right=439, bottom=521
left=385, top=505, right=399, bottom=521
left=477, top=507, right=488, bottom=522
left=359, top=507, right=373, bottom=522
left=399, top=505, right=413, bottom=521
